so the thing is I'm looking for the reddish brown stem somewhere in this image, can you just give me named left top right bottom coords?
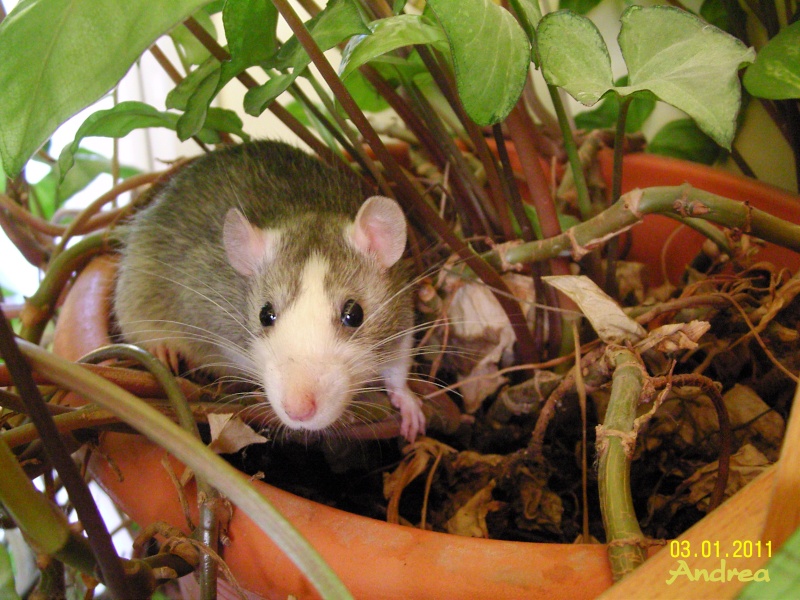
left=270, top=0, right=537, bottom=363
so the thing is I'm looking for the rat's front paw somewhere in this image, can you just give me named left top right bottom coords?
left=150, top=344, right=183, bottom=375
left=390, top=387, right=426, bottom=442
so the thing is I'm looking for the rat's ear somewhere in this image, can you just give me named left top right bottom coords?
left=349, top=196, right=407, bottom=269
left=223, top=209, right=278, bottom=276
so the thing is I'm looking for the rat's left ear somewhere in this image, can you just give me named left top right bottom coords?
left=223, top=208, right=279, bottom=276
left=348, top=196, right=407, bottom=269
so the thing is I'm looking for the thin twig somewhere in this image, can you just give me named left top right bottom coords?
left=0, top=307, right=132, bottom=598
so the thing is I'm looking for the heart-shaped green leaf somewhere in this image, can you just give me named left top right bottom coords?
left=539, top=6, right=755, bottom=149
left=0, top=0, right=213, bottom=177
left=744, top=21, right=800, bottom=100
left=427, top=0, right=531, bottom=125
left=537, top=10, right=612, bottom=105
left=618, top=6, right=754, bottom=149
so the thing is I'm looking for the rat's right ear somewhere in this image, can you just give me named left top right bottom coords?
left=223, top=209, right=278, bottom=276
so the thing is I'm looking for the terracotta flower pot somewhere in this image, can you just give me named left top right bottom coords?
left=53, top=255, right=613, bottom=599
left=52, top=152, right=800, bottom=599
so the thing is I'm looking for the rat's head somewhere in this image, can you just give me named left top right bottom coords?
left=222, top=196, right=412, bottom=433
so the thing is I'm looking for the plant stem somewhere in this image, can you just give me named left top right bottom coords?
left=80, top=344, right=220, bottom=598
left=0, top=308, right=131, bottom=598
left=597, top=347, right=647, bottom=580
left=415, top=46, right=504, bottom=235
left=16, top=338, right=354, bottom=599
left=505, top=100, right=575, bottom=357
left=493, top=123, right=535, bottom=242
left=402, top=78, right=489, bottom=237
left=548, top=84, right=592, bottom=220
left=20, top=233, right=116, bottom=343
left=604, top=96, right=633, bottom=297
left=488, top=184, right=800, bottom=270
left=505, top=103, right=557, bottom=238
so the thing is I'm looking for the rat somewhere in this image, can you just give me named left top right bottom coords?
left=113, top=140, right=425, bottom=441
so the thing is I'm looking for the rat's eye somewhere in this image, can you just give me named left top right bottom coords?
left=340, top=299, right=364, bottom=328
left=260, top=302, right=277, bottom=327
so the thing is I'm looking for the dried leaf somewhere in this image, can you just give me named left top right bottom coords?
left=723, top=384, right=785, bottom=462
left=543, top=275, right=646, bottom=343
left=686, top=444, right=771, bottom=510
left=640, top=384, right=784, bottom=462
left=611, top=260, right=648, bottom=304
left=384, top=438, right=457, bottom=524
left=516, top=466, right=563, bottom=533
left=445, top=481, right=502, bottom=538
left=635, top=320, right=711, bottom=354
left=206, top=413, right=267, bottom=455
left=440, top=270, right=535, bottom=412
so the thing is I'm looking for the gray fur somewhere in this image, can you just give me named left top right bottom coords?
left=114, top=141, right=413, bottom=384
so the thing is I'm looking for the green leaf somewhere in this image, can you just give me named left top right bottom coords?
left=33, top=150, right=140, bottom=219
left=57, top=103, right=180, bottom=176
left=243, top=0, right=369, bottom=116
left=223, top=0, right=279, bottom=70
left=426, top=0, right=531, bottom=125
left=699, top=0, right=747, bottom=35
left=204, top=107, right=250, bottom=142
left=647, top=118, right=721, bottom=165
left=56, top=102, right=248, bottom=177
left=574, top=77, right=656, bottom=132
left=744, top=21, right=800, bottom=100
left=558, top=0, right=602, bottom=15
left=618, top=6, right=754, bottom=149
left=338, top=15, right=447, bottom=81
left=537, top=10, right=613, bottom=105
left=344, top=70, right=390, bottom=113
left=272, top=0, right=369, bottom=70
left=176, top=67, right=224, bottom=141
left=509, top=0, right=542, bottom=39
left=166, top=1, right=278, bottom=141
left=167, top=58, right=220, bottom=112
left=539, top=6, right=755, bottom=149
left=0, top=0, right=214, bottom=178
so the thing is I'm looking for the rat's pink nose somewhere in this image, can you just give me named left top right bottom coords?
left=284, top=393, right=317, bottom=421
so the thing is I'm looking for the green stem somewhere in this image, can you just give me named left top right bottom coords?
left=0, top=437, right=92, bottom=568
left=604, top=96, right=633, bottom=297
left=79, top=344, right=219, bottom=599
left=20, top=233, right=116, bottom=343
left=488, top=184, right=800, bottom=269
left=597, top=347, right=647, bottom=580
left=15, top=338, right=353, bottom=600
left=0, top=308, right=130, bottom=598
left=548, top=84, right=592, bottom=220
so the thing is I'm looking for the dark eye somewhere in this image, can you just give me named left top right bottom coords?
left=260, top=302, right=277, bottom=327
left=340, top=299, right=364, bottom=328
